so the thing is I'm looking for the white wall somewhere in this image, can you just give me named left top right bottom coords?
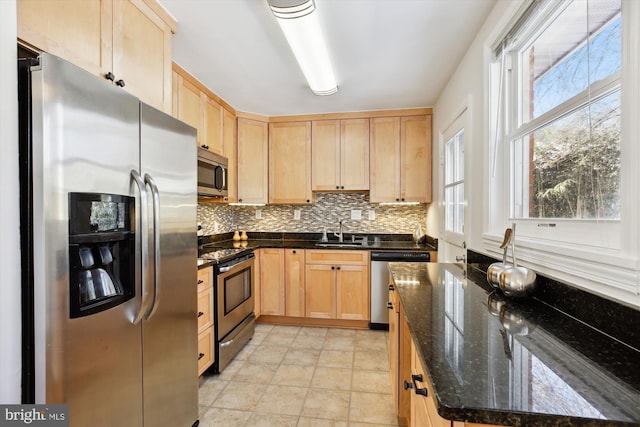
left=429, top=0, right=523, bottom=252
left=0, top=0, right=22, bottom=404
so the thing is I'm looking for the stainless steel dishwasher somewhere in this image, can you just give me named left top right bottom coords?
left=369, top=251, right=431, bottom=329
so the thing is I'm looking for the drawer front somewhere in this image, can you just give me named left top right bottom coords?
left=197, top=327, right=214, bottom=375
left=197, top=267, right=212, bottom=293
left=305, top=249, right=368, bottom=265
left=197, top=287, right=213, bottom=333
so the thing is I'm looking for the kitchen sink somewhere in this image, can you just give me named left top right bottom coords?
left=315, top=241, right=364, bottom=248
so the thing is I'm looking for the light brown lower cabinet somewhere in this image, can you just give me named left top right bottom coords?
left=259, top=248, right=285, bottom=316
left=389, top=281, right=411, bottom=426
left=285, top=249, right=305, bottom=317
left=196, top=267, right=214, bottom=375
left=305, top=250, right=369, bottom=320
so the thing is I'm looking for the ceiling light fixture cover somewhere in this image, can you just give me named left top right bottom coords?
left=267, top=0, right=338, bottom=96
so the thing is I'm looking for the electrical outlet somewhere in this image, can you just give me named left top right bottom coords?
left=255, top=210, right=262, bottom=219
left=351, top=209, right=362, bottom=221
left=368, top=210, right=376, bottom=220
left=294, top=210, right=301, bottom=220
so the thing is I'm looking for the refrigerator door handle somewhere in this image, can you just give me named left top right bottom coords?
left=144, top=173, right=161, bottom=320
left=131, top=170, right=151, bottom=324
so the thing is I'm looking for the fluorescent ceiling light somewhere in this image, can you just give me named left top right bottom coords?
left=267, top=0, right=338, bottom=96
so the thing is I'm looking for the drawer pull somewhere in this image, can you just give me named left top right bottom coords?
left=198, top=352, right=205, bottom=360
left=197, top=311, right=204, bottom=318
left=411, top=374, right=428, bottom=396
left=387, top=302, right=393, bottom=310
left=197, top=279, right=204, bottom=285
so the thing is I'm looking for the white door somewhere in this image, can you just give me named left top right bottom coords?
left=440, top=110, right=467, bottom=263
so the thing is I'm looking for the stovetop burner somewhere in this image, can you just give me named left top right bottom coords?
left=198, top=244, right=253, bottom=265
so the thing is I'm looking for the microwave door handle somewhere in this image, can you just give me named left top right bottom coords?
left=222, top=166, right=226, bottom=190
left=131, top=170, right=151, bottom=325
left=144, top=173, right=161, bottom=320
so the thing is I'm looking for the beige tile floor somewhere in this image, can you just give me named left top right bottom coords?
left=198, top=323, right=399, bottom=427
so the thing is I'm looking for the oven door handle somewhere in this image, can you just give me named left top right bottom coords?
left=218, top=256, right=254, bottom=273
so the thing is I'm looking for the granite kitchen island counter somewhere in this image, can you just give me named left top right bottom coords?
left=388, top=262, right=640, bottom=427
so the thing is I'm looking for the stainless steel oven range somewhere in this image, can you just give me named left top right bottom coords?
left=199, top=245, right=255, bottom=373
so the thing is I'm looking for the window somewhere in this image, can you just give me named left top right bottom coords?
left=445, top=129, right=465, bottom=234
left=510, top=1, right=621, bottom=224
left=488, top=0, right=640, bottom=305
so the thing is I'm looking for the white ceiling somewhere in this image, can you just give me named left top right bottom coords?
left=159, top=0, right=497, bottom=117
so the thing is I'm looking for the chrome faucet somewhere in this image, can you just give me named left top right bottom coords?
left=334, top=220, right=344, bottom=242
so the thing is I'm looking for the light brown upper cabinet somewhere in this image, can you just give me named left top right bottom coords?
left=311, top=119, right=370, bottom=191
left=370, top=115, right=432, bottom=203
left=237, top=118, right=269, bottom=204
left=223, top=109, right=238, bottom=203
left=173, top=65, right=229, bottom=156
left=269, top=121, right=312, bottom=204
left=18, top=0, right=175, bottom=113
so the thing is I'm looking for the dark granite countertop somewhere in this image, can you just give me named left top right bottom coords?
left=197, top=232, right=436, bottom=268
left=389, top=262, right=640, bottom=427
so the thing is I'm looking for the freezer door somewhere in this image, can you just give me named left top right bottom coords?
left=140, top=103, right=198, bottom=427
left=30, top=54, right=143, bottom=426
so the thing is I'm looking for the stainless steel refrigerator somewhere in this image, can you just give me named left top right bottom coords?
left=18, top=53, right=199, bottom=427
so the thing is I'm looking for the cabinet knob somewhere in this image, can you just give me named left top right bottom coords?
left=198, top=352, right=205, bottom=360
left=197, top=311, right=204, bottom=318
left=336, top=266, right=341, bottom=270
left=292, top=250, right=296, bottom=254
left=340, top=186, right=345, bottom=189
left=335, top=186, right=340, bottom=189
left=331, top=266, right=335, bottom=270
left=388, top=284, right=394, bottom=291
left=201, top=144, right=209, bottom=150
left=401, top=198, right=405, bottom=202
left=403, top=380, right=413, bottom=390
left=306, top=199, right=310, bottom=203
left=239, top=198, right=243, bottom=202
left=197, top=279, right=204, bottom=285
left=396, top=198, right=400, bottom=202
left=387, top=302, right=393, bottom=310
left=104, top=72, right=115, bottom=81
left=115, top=79, right=125, bottom=87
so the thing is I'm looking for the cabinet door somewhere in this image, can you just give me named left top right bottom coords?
left=311, top=120, right=341, bottom=191
left=336, top=265, right=369, bottom=320
left=254, top=249, right=262, bottom=317
left=389, top=292, right=400, bottom=414
left=260, top=249, right=285, bottom=316
left=269, top=121, right=312, bottom=204
left=340, top=118, right=370, bottom=190
left=113, top=0, right=173, bottom=113
left=202, top=94, right=224, bottom=154
left=370, top=117, right=401, bottom=203
left=285, top=249, right=305, bottom=317
left=197, top=287, right=213, bottom=333
left=223, top=108, right=238, bottom=203
left=176, top=76, right=202, bottom=146
left=237, top=118, right=269, bottom=204
left=305, top=264, right=336, bottom=319
left=401, top=115, right=432, bottom=203
left=17, top=0, right=113, bottom=79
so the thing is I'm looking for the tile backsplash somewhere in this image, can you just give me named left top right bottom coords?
left=198, top=192, right=427, bottom=236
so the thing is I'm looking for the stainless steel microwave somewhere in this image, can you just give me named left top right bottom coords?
left=197, top=149, right=228, bottom=198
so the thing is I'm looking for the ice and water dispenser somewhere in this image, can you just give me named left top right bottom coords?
left=68, top=193, right=135, bottom=318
